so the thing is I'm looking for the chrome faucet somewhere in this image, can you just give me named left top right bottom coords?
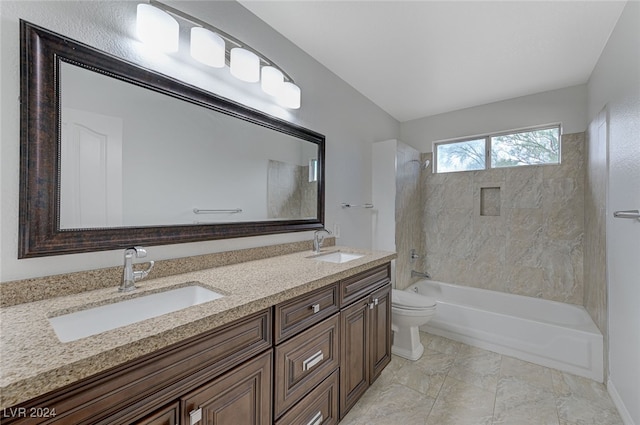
left=411, top=270, right=431, bottom=279
left=120, top=246, right=155, bottom=292
left=313, top=229, right=331, bottom=253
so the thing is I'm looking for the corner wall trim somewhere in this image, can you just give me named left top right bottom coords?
left=607, top=379, right=636, bottom=425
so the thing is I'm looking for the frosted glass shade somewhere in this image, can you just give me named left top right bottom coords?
left=190, top=28, right=225, bottom=67
left=277, top=82, right=301, bottom=109
left=136, top=4, right=179, bottom=53
left=230, top=48, right=260, bottom=82
left=261, top=66, right=284, bottom=96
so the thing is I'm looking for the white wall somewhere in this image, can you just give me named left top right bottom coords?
left=0, top=1, right=399, bottom=281
left=587, top=2, right=640, bottom=424
left=400, top=84, right=587, bottom=152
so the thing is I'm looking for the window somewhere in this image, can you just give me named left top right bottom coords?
left=434, top=125, right=561, bottom=173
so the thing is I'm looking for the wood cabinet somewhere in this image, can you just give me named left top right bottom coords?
left=132, top=403, right=179, bottom=425
left=273, top=283, right=341, bottom=423
left=180, top=350, right=272, bottom=425
left=3, top=262, right=392, bottom=425
left=1, top=309, right=272, bottom=425
left=339, top=265, right=392, bottom=418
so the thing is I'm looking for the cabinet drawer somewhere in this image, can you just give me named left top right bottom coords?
left=275, top=314, right=340, bottom=418
left=275, top=283, right=339, bottom=343
left=340, top=264, right=390, bottom=307
left=275, top=370, right=339, bottom=425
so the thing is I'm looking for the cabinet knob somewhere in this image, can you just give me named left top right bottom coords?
left=369, top=302, right=374, bottom=310
left=311, top=303, right=321, bottom=313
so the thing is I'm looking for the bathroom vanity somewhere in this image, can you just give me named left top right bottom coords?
left=0, top=248, right=394, bottom=424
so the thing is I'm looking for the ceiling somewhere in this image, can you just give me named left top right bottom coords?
left=239, top=1, right=626, bottom=122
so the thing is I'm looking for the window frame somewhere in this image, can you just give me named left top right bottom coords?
left=432, top=123, right=562, bottom=174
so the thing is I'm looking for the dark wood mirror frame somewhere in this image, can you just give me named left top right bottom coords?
left=19, top=21, right=325, bottom=258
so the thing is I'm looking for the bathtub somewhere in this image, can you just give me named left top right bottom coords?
left=407, top=280, right=604, bottom=382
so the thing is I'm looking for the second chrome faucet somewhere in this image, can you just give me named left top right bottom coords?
left=313, top=229, right=332, bottom=253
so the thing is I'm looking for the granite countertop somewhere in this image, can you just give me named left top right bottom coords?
left=0, top=246, right=395, bottom=408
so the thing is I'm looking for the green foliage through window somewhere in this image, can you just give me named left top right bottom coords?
left=434, top=125, right=560, bottom=173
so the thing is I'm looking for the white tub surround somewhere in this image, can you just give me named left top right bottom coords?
left=407, top=280, right=603, bottom=382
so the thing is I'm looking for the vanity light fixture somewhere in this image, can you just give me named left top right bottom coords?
left=136, top=0, right=302, bottom=109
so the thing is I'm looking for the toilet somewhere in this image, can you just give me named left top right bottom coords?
left=391, top=288, right=437, bottom=361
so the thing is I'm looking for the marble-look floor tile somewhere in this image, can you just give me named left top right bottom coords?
left=341, top=382, right=434, bottom=425
left=556, top=395, right=624, bottom=425
left=420, top=332, right=462, bottom=355
left=426, top=376, right=495, bottom=425
left=394, top=351, right=454, bottom=398
left=493, top=376, right=559, bottom=425
left=343, top=333, right=623, bottom=425
left=500, top=356, right=553, bottom=390
left=447, top=348, right=501, bottom=392
left=550, top=369, right=609, bottom=401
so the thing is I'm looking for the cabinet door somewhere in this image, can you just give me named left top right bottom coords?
left=369, top=284, right=391, bottom=383
left=339, top=299, right=370, bottom=418
left=132, top=402, right=179, bottom=425
left=181, top=350, right=272, bottom=425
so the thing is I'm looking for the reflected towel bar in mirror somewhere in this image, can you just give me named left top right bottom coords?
left=193, top=208, right=243, bottom=214
left=341, top=203, right=374, bottom=209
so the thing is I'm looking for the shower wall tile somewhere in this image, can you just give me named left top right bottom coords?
left=505, top=266, right=544, bottom=298
left=503, top=167, right=543, bottom=209
left=422, top=132, right=585, bottom=304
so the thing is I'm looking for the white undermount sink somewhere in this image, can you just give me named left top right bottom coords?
left=48, top=285, right=224, bottom=343
left=310, top=251, right=364, bottom=264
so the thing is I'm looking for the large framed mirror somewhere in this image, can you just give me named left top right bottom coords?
left=19, top=21, right=325, bottom=258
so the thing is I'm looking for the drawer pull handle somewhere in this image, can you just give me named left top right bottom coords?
left=302, top=350, right=324, bottom=371
left=307, top=411, right=323, bottom=425
left=369, top=302, right=374, bottom=310
left=374, top=298, right=379, bottom=305
left=189, top=408, right=202, bottom=425
left=311, top=303, right=321, bottom=313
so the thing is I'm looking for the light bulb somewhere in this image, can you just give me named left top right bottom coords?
left=230, top=48, right=260, bottom=82
left=190, top=28, right=225, bottom=68
left=277, top=82, right=301, bottom=109
left=136, top=4, right=179, bottom=53
left=261, top=66, right=284, bottom=96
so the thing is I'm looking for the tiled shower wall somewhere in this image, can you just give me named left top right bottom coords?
left=267, top=160, right=317, bottom=219
left=420, top=132, right=585, bottom=304
left=395, top=142, right=426, bottom=289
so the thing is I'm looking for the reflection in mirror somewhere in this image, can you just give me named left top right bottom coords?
left=19, top=21, right=325, bottom=257
left=59, top=63, right=319, bottom=229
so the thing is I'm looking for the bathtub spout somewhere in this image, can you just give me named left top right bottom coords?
left=411, top=270, right=431, bottom=279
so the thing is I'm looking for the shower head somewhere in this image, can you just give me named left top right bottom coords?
left=410, top=159, right=430, bottom=169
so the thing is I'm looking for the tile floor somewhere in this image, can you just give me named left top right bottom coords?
left=341, top=332, right=624, bottom=425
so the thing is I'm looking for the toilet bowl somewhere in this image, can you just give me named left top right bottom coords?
left=391, top=288, right=437, bottom=361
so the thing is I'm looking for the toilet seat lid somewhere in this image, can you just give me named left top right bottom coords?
left=392, top=289, right=436, bottom=309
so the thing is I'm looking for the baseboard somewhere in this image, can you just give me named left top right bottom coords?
left=607, top=379, right=636, bottom=425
